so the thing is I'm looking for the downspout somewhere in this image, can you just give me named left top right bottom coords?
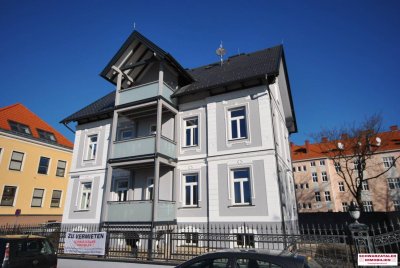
left=266, top=75, right=287, bottom=248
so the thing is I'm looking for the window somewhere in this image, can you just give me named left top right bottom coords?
left=79, top=182, right=92, bottom=210
left=302, top=203, right=306, bottom=209
left=9, top=151, right=24, bottom=171
left=307, top=203, right=312, bottom=209
left=120, top=129, right=134, bottom=140
left=325, top=191, right=331, bottom=201
left=86, top=135, right=98, bottom=160
left=116, top=180, right=128, bottom=202
left=184, top=174, right=199, bottom=206
left=338, top=182, right=345, bottom=192
left=297, top=166, right=301, bottom=172
left=50, top=190, right=62, bottom=207
left=300, top=184, right=304, bottom=189
left=334, top=162, right=341, bottom=172
left=303, top=165, right=307, bottom=171
left=146, top=178, right=154, bottom=200
left=295, top=184, right=298, bottom=189
left=0, top=186, right=17, bottom=206
left=321, top=171, right=328, bottom=182
left=342, top=202, right=349, bottom=212
left=184, top=232, right=199, bottom=245
left=56, top=160, right=66, bottom=177
left=236, top=234, right=255, bottom=248
left=388, top=178, right=400, bottom=189
left=37, top=129, right=56, bottom=142
left=232, top=168, right=251, bottom=205
left=315, top=192, right=321, bottom=202
left=184, top=117, right=199, bottom=147
left=305, top=183, right=309, bottom=189
left=8, top=120, right=31, bottom=135
left=362, top=201, right=373, bottom=212
left=292, top=167, right=296, bottom=172
left=362, top=181, right=369, bottom=191
left=228, top=107, right=247, bottom=140
left=383, top=156, right=395, bottom=168
left=312, top=172, right=318, bottom=182
left=394, top=200, right=400, bottom=211
left=37, top=157, right=50, bottom=174
left=310, top=161, right=316, bottom=167
left=354, top=159, right=365, bottom=170
left=31, top=188, right=44, bottom=207
left=319, top=160, right=325, bottom=166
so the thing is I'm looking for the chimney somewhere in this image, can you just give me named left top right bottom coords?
left=321, top=137, right=328, bottom=143
left=390, top=125, right=398, bottom=131
left=305, top=140, right=310, bottom=152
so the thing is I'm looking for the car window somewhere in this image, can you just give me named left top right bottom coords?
left=185, top=258, right=230, bottom=268
left=235, top=258, right=282, bottom=268
left=16, top=239, right=54, bottom=257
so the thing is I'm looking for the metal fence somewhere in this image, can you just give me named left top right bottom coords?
left=0, top=218, right=399, bottom=267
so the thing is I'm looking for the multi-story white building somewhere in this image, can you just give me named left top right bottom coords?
left=61, top=31, right=298, bottom=232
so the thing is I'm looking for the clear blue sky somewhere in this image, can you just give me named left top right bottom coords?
left=1, top=0, right=399, bottom=145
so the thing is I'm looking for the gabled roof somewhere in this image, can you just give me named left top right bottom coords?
left=0, top=103, right=73, bottom=149
left=173, top=45, right=283, bottom=97
left=100, top=31, right=194, bottom=86
left=291, top=127, right=400, bottom=162
left=60, top=91, right=115, bottom=124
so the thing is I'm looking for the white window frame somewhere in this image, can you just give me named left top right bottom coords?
left=315, top=192, right=321, bottom=202
left=115, top=179, right=129, bottom=202
left=342, top=202, right=349, bottom=212
left=146, top=177, right=154, bottom=200
left=56, top=160, right=67, bottom=177
left=334, top=162, right=341, bottom=173
left=324, top=191, right=331, bottom=202
left=50, top=190, right=62, bottom=208
left=183, top=117, right=199, bottom=147
left=361, top=181, right=369, bottom=191
left=383, top=156, right=395, bottom=168
left=85, top=135, right=98, bottom=161
left=338, top=182, right=345, bottom=192
left=231, top=168, right=252, bottom=205
left=321, top=171, right=328, bottom=182
left=312, top=172, right=318, bottom=182
left=297, top=166, right=301, bottom=172
left=310, top=161, right=316, bottom=167
left=362, top=201, right=373, bottom=212
left=149, top=124, right=157, bottom=135
left=394, top=200, right=400, bottom=211
left=319, top=160, right=325, bottom=166
left=79, top=182, right=92, bottom=210
left=388, top=178, right=400, bottom=189
left=183, top=173, right=199, bottom=207
left=31, top=188, right=45, bottom=207
left=37, top=156, right=50, bottom=175
left=0, top=185, right=18, bottom=206
left=227, top=106, right=248, bottom=140
left=9, top=151, right=24, bottom=171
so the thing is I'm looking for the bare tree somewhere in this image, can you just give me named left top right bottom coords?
left=312, top=114, right=399, bottom=211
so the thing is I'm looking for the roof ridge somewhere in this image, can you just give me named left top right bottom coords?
left=0, top=103, right=22, bottom=112
left=188, top=44, right=283, bottom=71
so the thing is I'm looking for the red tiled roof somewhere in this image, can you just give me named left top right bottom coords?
left=0, top=103, right=73, bottom=149
left=291, top=127, right=400, bottom=161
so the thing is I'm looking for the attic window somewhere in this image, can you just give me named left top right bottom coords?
left=8, top=120, right=32, bottom=135
left=37, top=129, right=57, bottom=142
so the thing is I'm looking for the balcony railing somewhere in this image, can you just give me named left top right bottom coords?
left=112, top=135, right=176, bottom=159
left=106, top=200, right=175, bottom=222
left=113, top=136, right=155, bottom=159
left=119, top=81, right=176, bottom=105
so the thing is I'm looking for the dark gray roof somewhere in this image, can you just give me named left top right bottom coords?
left=173, top=45, right=283, bottom=97
left=61, top=91, right=115, bottom=124
left=62, top=44, right=284, bottom=124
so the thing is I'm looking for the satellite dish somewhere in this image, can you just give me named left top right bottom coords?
left=376, top=137, right=381, bottom=146
left=337, top=142, right=344, bottom=150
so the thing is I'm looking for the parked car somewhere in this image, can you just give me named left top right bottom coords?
left=0, top=235, right=57, bottom=268
left=175, top=249, right=314, bottom=268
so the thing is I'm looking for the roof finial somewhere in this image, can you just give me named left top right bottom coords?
left=133, top=22, right=136, bottom=30
left=216, top=41, right=226, bottom=66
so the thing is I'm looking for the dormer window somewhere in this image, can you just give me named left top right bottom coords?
left=37, top=129, right=57, bottom=142
left=8, top=121, right=31, bottom=135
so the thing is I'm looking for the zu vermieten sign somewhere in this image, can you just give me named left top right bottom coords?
left=64, top=232, right=106, bottom=255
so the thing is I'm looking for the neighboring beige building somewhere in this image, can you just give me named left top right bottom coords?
left=291, top=125, right=400, bottom=213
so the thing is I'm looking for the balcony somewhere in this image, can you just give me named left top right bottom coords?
left=106, top=200, right=175, bottom=222
left=119, top=81, right=176, bottom=106
left=112, top=136, right=176, bottom=160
